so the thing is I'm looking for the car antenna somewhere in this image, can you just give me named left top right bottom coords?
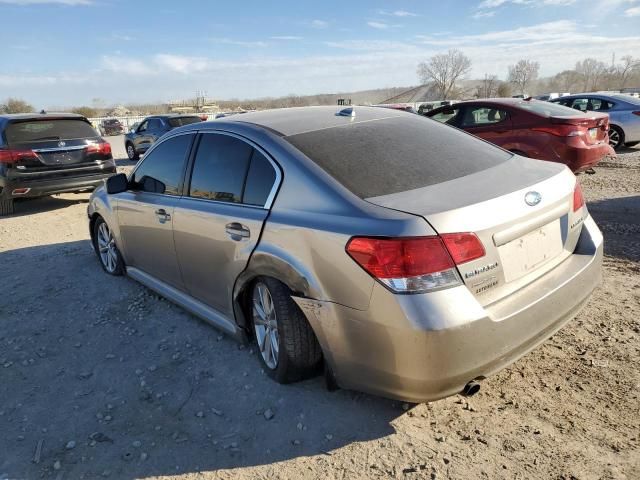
left=336, top=106, right=355, bottom=118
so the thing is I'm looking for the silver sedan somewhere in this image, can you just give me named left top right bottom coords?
left=88, top=106, right=602, bottom=402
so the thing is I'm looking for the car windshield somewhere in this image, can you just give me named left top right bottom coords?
left=517, top=101, right=585, bottom=117
left=286, top=115, right=512, bottom=198
left=5, top=119, right=99, bottom=144
left=168, top=117, right=202, bottom=127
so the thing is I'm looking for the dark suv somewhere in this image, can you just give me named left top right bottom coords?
left=0, top=113, right=116, bottom=215
left=124, top=114, right=202, bottom=160
left=99, top=119, right=124, bottom=136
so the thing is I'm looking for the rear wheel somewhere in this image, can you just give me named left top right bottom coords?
left=126, top=142, right=139, bottom=161
left=93, top=217, right=125, bottom=275
left=250, top=278, right=322, bottom=383
left=0, top=197, right=14, bottom=216
left=609, top=125, right=625, bottom=151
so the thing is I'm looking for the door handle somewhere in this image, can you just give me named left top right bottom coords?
left=155, top=208, right=171, bottom=223
left=225, top=222, right=250, bottom=239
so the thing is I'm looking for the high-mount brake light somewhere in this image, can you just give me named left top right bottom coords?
left=346, top=233, right=486, bottom=293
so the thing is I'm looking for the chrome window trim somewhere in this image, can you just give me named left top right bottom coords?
left=187, top=130, right=282, bottom=211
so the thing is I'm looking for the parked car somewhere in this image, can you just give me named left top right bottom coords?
left=99, top=119, right=124, bottom=136
left=550, top=93, right=640, bottom=150
left=0, top=113, right=115, bottom=216
left=124, top=114, right=203, bottom=160
left=88, top=106, right=602, bottom=403
left=374, top=103, right=417, bottom=113
left=424, top=98, right=614, bottom=173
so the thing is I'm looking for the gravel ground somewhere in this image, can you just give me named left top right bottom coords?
left=0, top=137, right=638, bottom=480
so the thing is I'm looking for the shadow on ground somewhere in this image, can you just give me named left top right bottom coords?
left=8, top=195, right=90, bottom=218
left=587, top=195, right=640, bottom=262
left=0, top=241, right=400, bottom=479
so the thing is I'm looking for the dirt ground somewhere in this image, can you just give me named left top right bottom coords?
left=0, top=136, right=638, bottom=480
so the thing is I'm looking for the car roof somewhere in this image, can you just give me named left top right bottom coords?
left=202, top=106, right=410, bottom=137
left=0, top=112, right=86, bottom=121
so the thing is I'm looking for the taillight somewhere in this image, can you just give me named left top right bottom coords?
left=532, top=125, right=584, bottom=137
left=86, top=142, right=112, bottom=155
left=441, top=233, right=485, bottom=264
left=632, top=111, right=640, bottom=117
left=346, top=233, right=485, bottom=293
left=573, top=182, right=585, bottom=212
left=0, top=148, right=39, bottom=165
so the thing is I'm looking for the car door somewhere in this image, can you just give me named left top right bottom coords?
left=116, top=132, right=195, bottom=289
left=172, top=132, right=280, bottom=317
left=133, top=120, right=150, bottom=153
left=458, top=105, right=513, bottom=147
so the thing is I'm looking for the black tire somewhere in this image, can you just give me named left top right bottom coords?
left=250, top=277, right=322, bottom=383
left=609, top=125, right=625, bottom=151
left=126, top=142, right=139, bottom=161
left=624, top=141, right=639, bottom=148
left=0, top=197, right=14, bottom=216
left=92, top=216, right=125, bottom=275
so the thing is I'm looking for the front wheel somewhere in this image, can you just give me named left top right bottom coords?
left=251, top=278, right=322, bottom=383
left=93, top=217, right=125, bottom=275
left=126, top=142, right=139, bottom=161
left=609, top=126, right=625, bottom=151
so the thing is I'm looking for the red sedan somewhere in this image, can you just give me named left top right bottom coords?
left=424, top=98, right=614, bottom=173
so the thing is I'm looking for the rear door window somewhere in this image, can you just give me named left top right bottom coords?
left=5, top=119, right=98, bottom=145
left=188, top=133, right=253, bottom=203
left=460, top=107, right=508, bottom=127
left=132, top=134, right=193, bottom=195
left=243, top=150, right=277, bottom=206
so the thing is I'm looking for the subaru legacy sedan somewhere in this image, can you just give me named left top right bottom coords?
left=88, top=106, right=602, bottom=402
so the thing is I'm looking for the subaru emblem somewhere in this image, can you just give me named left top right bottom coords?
left=524, top=191, right=542, bottom=206
left=58, top=141, right=66, bottom=147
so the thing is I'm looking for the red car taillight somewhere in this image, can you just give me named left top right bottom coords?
left=86, top=142, right=112, bottom=155
left=346, top=233, right=484, bottom=293
left=632, top=111, right=640, bottom=117
left=0, top=148, right=40, bottom=165
left=573, top=181, right=585, bottom=212
left=532, top=125, right=585, bottom=137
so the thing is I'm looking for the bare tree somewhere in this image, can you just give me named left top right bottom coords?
left=496, top=82, right=512, bottom=98
left=477, top=74, right=499, bottom=98
left=417, top=49, right=472, bottom=100
left=0, top=97, right=34, bottom=114
left=507, top=59, right=540, bottom=95
left=552, top=69, right=582, bottom=93
left=613, top=55, right=640, bottom=89
left=575, top=58, right=607, bottom=91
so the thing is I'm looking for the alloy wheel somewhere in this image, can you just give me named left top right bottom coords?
left=252, top=282, right=280, bottom=369
left=97, top=222, right=118, bottom=273
left=127, top=144, right=135, bottom=160
left=609, top=129, right=620, bottom=149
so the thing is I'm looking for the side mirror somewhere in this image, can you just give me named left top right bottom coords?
left=106, top=173, right=128, bottom=194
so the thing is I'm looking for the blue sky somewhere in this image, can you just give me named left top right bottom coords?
left=1, top=0, right=639, bottom=107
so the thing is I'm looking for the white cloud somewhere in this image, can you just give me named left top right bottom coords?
left=367, top=21, right=389, bottom=29
left=377, top=9, right=418, bottom=17
left=0, top=0, right=92, bottom=4
left=478, top=0, right=576, bottom=8
left=625, top=6, right=640, bottom=15
left=310, top=19, right=328, bottom=28
left=101, top=56, right=152, bottom=75
left=153, top=54, right=210, bottom=74
left=210, top=38, right=267, bottom=48
left=473, top=10, right=496, bottom=18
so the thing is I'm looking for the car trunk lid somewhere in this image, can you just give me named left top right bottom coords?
left=549, top=113, right=609, bottom=144
left=366, top=155, right=586, bottom=306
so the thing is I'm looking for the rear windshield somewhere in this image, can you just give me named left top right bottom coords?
left=613, top=94, right=640, bottom=105
left=168, top=117, right=202, bottom=127
left=520, top=101, right=586, bottom=117
left=285, top=115, right=511, bottom=198
left=6, top=119, right=98, bottom=144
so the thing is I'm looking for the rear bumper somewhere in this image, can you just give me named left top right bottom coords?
left=544, top=139, right=614, bottom=173
left=296, top=215, right=603, bottom=403
left=0, top=166, right=116, bottom=199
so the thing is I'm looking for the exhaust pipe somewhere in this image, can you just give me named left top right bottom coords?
left=462, top=380, right=480, bottom=397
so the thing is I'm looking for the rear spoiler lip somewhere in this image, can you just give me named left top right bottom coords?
left=550, top=115, right=608, bottom=126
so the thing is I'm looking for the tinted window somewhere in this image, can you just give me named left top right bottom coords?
left=461, top=107, right=508, bottom=127
left=137, top=121, right=148, bottom=132
left=132, top=134, right=192, bottom=195
left=429, top=107, right=460, bottom=125
left=244, top=150, right=277, bottom=206
left=5, top=119, right=98, bottom=145
left=517, top=101, right=585, bottom=117
left=188, top=134, right=252, bottom=203
left=585, top=98, right=614, bottom=111
left=168, top=117, right=202, bottom=128
left=286, top=115, right=511, bottom=198
left=147, top=119, right=164, bottom=131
